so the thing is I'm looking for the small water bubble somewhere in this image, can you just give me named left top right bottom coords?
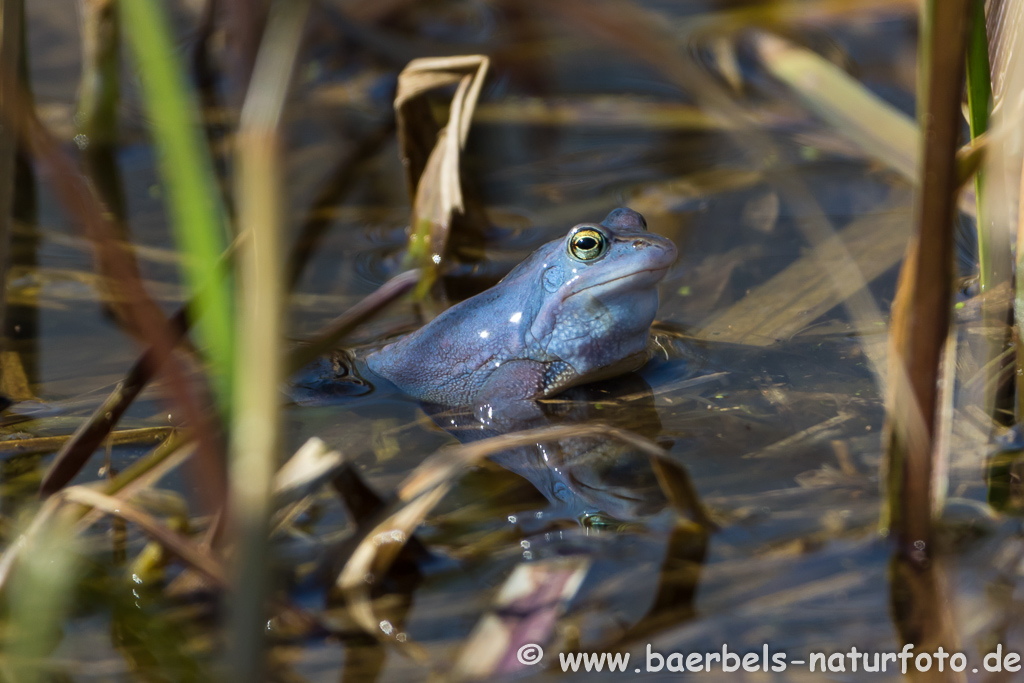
left=507, top=515, right=517, bottom=524
left=132, top=573, right=143, bottom=584
left=379, top=620, right=394, bottom=635
left=396, top=633, right=408, bottom=643
left=520, top=540, right=530, bottom=549
left=74, top=133, right=89, bottom=150
left=523, top=551, right=533, bottom=560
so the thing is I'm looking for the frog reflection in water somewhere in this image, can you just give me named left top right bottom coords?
left=366, top=208, right=678, bottom=409
left=429, top=373, right=672, bottom=524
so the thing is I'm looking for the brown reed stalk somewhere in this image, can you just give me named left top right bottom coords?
left=882, top=0, right=972, bottom=561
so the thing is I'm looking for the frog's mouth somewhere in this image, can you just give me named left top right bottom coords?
left=567, top=265, right=670, bottom=299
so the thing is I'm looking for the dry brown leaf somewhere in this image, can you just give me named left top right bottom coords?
left=395, top=55, right=489, bottom=293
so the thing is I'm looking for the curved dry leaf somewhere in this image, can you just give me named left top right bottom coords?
left=273, top=436, right=345, bottom=504
left=395, top=55, right=489, bottom=291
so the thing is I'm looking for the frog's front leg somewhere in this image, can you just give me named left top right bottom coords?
left=472, top=359, right=578, bottom=422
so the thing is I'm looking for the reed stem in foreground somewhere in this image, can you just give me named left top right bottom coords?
left=226, top=2, right=308, bottom=679
left=883, top=0, right=970, bottom=560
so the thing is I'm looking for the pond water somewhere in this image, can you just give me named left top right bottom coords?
left=2, top=1, right=1017, bottom=681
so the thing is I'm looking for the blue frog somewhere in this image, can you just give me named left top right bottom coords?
left=366, top=208, right=677, bottom=407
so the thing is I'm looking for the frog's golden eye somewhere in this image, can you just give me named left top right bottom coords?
left=568, top=228, right=608, bottom=261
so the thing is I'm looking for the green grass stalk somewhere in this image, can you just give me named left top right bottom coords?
left=964, top=0, right=1015, bottom=424
left=120, top=0, right=234, bottom=410
left=965, top=0, right=992, bottom=288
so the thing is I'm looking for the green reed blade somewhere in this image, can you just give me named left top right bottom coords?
left=119, top=0, right=233, bottom=409
left=966, top=0, right=992, bottom=288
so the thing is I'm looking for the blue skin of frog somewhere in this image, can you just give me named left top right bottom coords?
left=365, top=208, right=678, bottom=407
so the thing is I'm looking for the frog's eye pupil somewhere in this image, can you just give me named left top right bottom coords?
left=568, top=228, right=607, bottom=261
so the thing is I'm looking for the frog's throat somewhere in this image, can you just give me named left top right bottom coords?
left=529, top=266, right=666, bottom=345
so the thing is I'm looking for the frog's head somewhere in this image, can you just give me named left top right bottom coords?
left=525, top=208, right=677, bottom=386
left=546, top=207, right=677, bottom=297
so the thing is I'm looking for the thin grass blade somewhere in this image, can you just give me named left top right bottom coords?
left=120, top=0, right=235, bottom=409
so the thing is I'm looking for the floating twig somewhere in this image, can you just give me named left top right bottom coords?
left=3, top=426, right=172, bottom=457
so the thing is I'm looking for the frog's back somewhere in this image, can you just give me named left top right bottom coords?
left=365, top=270, right=542, bottom=405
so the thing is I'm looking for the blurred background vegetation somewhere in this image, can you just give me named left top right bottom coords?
left=0, top=0, right=1022, bottom=681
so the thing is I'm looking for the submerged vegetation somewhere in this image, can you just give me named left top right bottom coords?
left=0, top=0, right=1023, bottom=681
